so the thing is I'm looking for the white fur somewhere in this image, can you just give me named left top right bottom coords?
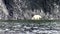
left=31, top=15, right=42, bottom=20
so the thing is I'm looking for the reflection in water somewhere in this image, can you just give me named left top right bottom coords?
left=0, top=22, right=60, bottom=34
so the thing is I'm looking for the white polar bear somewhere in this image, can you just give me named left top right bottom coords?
left=31, top=15, right=42, bottom=20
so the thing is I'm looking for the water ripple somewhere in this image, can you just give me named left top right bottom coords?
left=0, top=22, right=60, bottom=34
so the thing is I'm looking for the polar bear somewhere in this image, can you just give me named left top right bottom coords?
left=31, top=15, right=42, bottom=20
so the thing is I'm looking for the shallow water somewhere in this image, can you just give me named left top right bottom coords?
left=0, top=21, right=60, bottom=34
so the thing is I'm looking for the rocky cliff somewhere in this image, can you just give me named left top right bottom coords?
left=0, top=0, right=60, bottom=20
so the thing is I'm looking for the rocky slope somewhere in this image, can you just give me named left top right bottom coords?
left=0, top=0, right=60, bottom=20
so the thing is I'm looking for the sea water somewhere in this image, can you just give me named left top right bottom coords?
left=0, top=21, right=60, bottom=34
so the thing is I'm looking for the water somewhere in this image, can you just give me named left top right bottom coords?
left=0, top=21, right=60, bottom=34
